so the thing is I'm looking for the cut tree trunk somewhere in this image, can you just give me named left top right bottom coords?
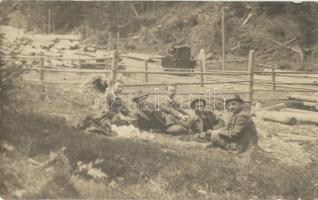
left=263, top=103, right=286, bottom=111
left=261, top=111, right=318, bottom=125
left=261, top=111, right=297, bottom=125
left=288, top=94, right=318, bottom=103
left=281, top=108, right=318, bottom=114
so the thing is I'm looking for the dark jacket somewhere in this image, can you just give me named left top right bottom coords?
left=221, top=110, right=258, bottom=152
left=134, top=100, right=167, bottom=129
left=105, top=91, right=129, bottom=116
left=189, top=109, right=225, bottom=133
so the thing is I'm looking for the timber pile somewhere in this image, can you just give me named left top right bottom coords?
left=0, top=26, right=111, bottom=68
left=260, top=94, right=318, bottom=125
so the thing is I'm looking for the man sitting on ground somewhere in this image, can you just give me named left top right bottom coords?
left=104, top=79, right=130, bottom=125
left=188, top=98, right=225, bottom=138
left=159, top=84, right=191, bottom=129
left=132, top=90, right=187, bottom=135
left=78, top=79, right=130, bottom=135
left=206, top=95, right=258, bottom=153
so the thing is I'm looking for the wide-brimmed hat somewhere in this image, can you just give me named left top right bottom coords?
left=225, top=94, right=244, bottom=105
left=132, top=90, right=148, bottom=102
left=190, top=98, right=207, bottom=109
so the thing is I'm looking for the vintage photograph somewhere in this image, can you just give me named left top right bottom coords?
left=0, top=1, right=318, bottom=199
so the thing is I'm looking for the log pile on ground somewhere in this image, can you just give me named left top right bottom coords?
left=259, top=94, right=318, bottom=125
left=0, top=26, right=112, bottom=69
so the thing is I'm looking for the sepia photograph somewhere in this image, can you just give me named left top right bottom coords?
left=0, top=1, right=318, bottom=199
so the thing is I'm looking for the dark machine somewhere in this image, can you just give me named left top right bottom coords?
left=161, top=45, right=196, bottom=72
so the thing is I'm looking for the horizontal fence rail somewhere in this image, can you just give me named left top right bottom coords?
left=3, top=50, right=318, bottom=106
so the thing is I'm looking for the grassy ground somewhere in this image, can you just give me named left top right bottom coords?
left=1, top=107, right=318, bottom=199
left=1, top=75, right=318, bottom=199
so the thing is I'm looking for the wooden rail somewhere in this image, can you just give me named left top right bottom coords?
left=5, top=50, right=318, bottom=105
left=122, top=81, right=251, bottom=87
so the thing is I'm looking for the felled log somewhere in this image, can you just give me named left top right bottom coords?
left=262, top=103, right=286, bottom=111
left=261, top=111, right=298, bottom=125
left=286, top=100, right=318, bottom=111
left=292, top=112, right=318, bottom=125
left=281, top=108, right=318, bottom=114
left=288, top=94, right=318, bottom=103
left=262, top=111, right=318, bottom=125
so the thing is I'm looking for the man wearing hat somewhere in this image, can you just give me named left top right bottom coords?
left=132, top=90, right=187, bottom=134
left=188, top=98, right=225, bottom=138
left=207, top=94, right=258, bottom=153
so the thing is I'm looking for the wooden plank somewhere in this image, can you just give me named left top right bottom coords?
left=248, top=50, right=255, bottom=104
left=29, top=68, right=110, bottom=73
left=255, top=71, right=318, bottom=75
left=254, top=89, right=318, bottom=93
left=144, top=60, right=149, bottom=83
left=117, top=70, right=249, bottom=75
left=111, top=50, right=118, bottom=84
left=122, top=91, right=251, bottom=95
left=123, top=80, right=251, bottom=87
left=221, top=7, right=225, bottom=71
left=200, top=49, right=206, bottom=87
left=242, top=12, right=253, bottom=26
left=130, top=3, right=140, bottom=18
left=39, top=54, right=46, bottom=101
left=271, top=66, right=276, bottom=90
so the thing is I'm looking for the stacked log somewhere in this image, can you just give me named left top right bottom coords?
left=260, top=94, right=318, bottom=125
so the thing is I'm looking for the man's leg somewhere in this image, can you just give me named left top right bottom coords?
left=166, top=124, right=187, bottom=135
left=207, top=133, right=230, bottom=149
left=132, top=110, right=154, bottom=130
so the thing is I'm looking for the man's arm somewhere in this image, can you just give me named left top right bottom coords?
left=213, top=116, right=225, bottom=130
left=171, top=101, right=189, bottom=116
left=226, top=113, right=251, bottom=138
left=158, top=103, right=183, bottom=119
left=205, top=110, right=225, bottom=130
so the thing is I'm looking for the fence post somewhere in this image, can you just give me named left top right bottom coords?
left=271, top=66, right=276, bottom=90
left=117, top=31, right=120, bottom=50
left=200, top=49, right=206, bottom=87
left=111, top=49, right=118, bottom=84
left=108, top=32, right=112, bottom=50
left=104, top=56, right=108, bottom=80
left=299, top=50, right=304, bottom=71
left=40, top=53, right=46, bottom=101
left=247, top=50, right=255, bottom=105
left=144, top=60, right=149, bottom=83
left=221, top=7, right=225, bottom=72
left=0, top=59, right=3, bottom=126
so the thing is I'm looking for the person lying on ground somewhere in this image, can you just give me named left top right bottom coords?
left=132, top=90, right=187, bottom=135
left=206, top=95, right=258, bottom=153
left=188, top=98, right=225, bottom=139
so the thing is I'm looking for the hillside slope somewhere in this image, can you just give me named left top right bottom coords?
left=1, top=2, right=318, bottom=69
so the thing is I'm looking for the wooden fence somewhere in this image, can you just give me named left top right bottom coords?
left=1, top=49, right=318, bottom=110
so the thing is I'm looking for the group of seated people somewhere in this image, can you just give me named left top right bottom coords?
left=83, top=79, right=258, bottom=153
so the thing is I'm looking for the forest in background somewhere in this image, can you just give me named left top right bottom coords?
left=1, top=1, right=318, bottom=69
